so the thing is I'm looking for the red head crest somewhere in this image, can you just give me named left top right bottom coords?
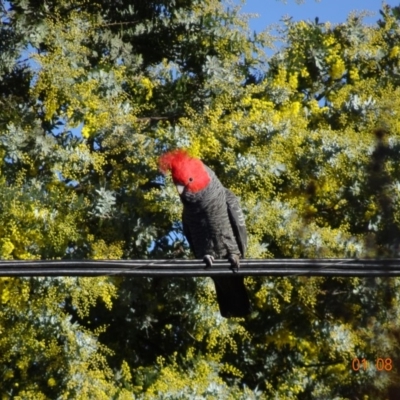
left=158, top=149, right=211, bottom=193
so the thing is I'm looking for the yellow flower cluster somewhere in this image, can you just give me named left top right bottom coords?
left=330, top=58, right=346, bottom=80
left=273, top=66, right=293, bottom=89
left=326, top=56, right=346, bottom=80
left=0, top=279, right=11, bottom=304
left=121, top=361, right=132, bottom=382
left=274, top=66, right=288, bottom=89
left=70, top=277, right=117, bottom=318
left=323, top=34, right=346, bottom=79
left=300, top=67, right=309, bottom=78
left=140, top=77, right=154, bottom=101
left=271, top=297, right=281, bottom=313
left=47, top=378, right=57, bottom=387
left=81, top=111, right=110, bottom=138
left=308, top=99, right=328, bottom=116
left=390, top=45, right=400, bottom=59
left=0, top=238, right=14, bottom=258
left=349, top=67, right=360, bottom=81
left=255, top=286, right=268, bottom=309
left=323, top=35, right=336, bottom=47
left=221, top=363, right=244, bottom=378
left=288, top=72, right=299, bottom=90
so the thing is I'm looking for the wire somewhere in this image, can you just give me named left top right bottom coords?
left=0, top=259, right=400, bottom=277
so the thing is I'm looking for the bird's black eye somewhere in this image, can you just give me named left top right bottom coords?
left=189, top=177, right=193, bottom=182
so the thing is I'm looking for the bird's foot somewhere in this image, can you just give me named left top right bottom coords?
left=203, top=254, right=215, bottom=268
left=228, top=254, right=240, bottom=272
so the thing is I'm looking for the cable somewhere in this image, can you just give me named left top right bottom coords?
left=0, top=259, right=400, bottom=277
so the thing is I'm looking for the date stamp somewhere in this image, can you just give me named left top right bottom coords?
left=352, top=358, right=393, bottom=372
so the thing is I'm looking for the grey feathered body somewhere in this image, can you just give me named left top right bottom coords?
left=181, top=166, right=251, bottom=317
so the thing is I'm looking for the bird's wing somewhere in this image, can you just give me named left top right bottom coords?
left=182, top=210, right=196, bottom=255
left=225, top=188, right=247, bottom=257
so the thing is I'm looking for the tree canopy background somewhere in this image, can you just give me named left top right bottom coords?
left=1, top=0, right=400, bottom=398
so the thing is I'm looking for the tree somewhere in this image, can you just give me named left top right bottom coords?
left=1, top=0, right=400, bottom=398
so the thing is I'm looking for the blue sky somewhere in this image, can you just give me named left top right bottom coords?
left=240, top=0, right=398, bottom=31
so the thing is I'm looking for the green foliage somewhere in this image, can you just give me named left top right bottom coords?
left=1, top=0, right=400, bottom=397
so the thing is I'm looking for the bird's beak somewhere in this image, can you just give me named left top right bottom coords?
left=175, top=184, right=185, bottom=195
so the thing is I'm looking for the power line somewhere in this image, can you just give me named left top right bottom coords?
left=0, top=259, right=400, bottom=277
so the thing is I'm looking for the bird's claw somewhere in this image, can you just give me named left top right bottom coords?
left=228, top=254, right=240, bottom=272
left=203, top=255, right=215, bottom=268
left=203, top=254, right=240, bottom=271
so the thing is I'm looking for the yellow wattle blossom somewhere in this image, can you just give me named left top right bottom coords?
left=288, top=72, right=299, bottom=90
left=390, top=45, right=399, bottom=59
left=47, top=378, right=57, bottom=387
left=82, top=111, right=110, bottom=138
left=4, top=370, right=14, bottom=380
left=140, top=77, right=154, bottom=101
left=0, top=239, right=14, bottom=258
left=221, top=363, right=244, bottom=378
left=308, top=99, right=323, bottom=115
left=296, top=20, right=308, bottom=30
left=349, top=68, right=359, bottom=81
left=290, top=101, right=301, bottom=115
left=323, top=34, right=336, bottom=47
left=121, top=360, right=132, bottom=382
left=273, top=66, right=288, bottom=88
left=330, top=58, right=346, bottom=80
left=300, top=67, right=309, bottom=78
left=255, top=286, right=268, bottom=308
left=1, top=287, right=10, bottom=304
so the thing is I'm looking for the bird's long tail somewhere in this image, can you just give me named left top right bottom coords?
left=212, top=276, right=251, bottom=318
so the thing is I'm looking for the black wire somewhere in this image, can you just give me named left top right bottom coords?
left=0, top=259, right=399, bottom=277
